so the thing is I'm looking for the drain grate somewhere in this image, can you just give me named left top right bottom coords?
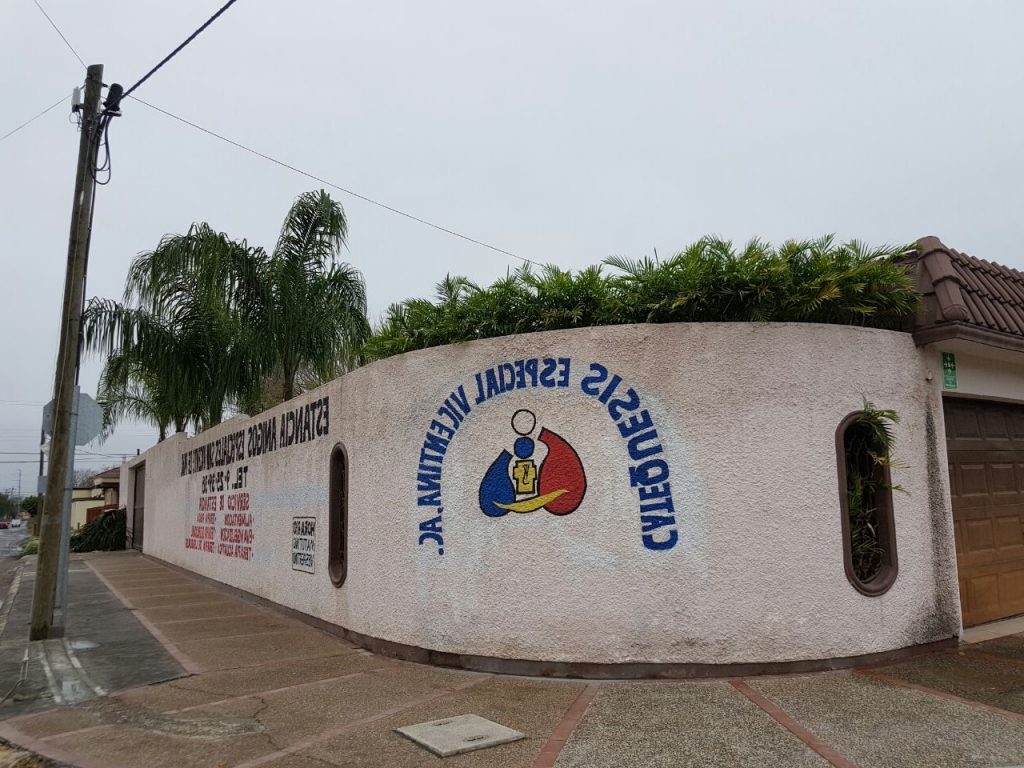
left=395, top=714, right=525, bottom=757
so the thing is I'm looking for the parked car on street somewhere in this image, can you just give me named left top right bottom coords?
left=0, top=521, right=9, bottom=529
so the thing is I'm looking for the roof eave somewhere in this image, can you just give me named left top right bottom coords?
left=912, top=321, right=1024, bottom=354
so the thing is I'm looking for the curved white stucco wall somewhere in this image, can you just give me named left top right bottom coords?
left=128, top=323, right=961, bottom=666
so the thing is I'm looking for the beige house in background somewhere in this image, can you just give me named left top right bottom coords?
left=69, top=467, right=121, bottom=530
left=70, top=487, right=101, bottom=531
left=91, top=467, right=121, bottom=508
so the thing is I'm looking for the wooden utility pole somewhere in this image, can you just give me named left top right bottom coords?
left=30, top=64, right=104, bottom=641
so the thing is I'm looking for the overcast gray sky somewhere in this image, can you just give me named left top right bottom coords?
left=2, top=0, right=1023, bottom=493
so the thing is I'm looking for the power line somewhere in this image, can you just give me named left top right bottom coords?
left=30, top=0, right=86, bottom=69
left=121, top=0, right=240, bottom=101
left=0, top=452, right=124, bottom=457
left=21, top=0, right=532, bottom=265
left=131, top=97, right=536, bottom=266
left=0, top=95, right=68, bottom=144
left=0, top=459, right=115, bottom=464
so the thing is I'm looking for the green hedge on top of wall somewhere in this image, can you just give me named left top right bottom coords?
left=363, top=236, right=920, bottom=361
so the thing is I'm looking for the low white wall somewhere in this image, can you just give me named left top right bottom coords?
left=130, top=323, right=961, bottom=666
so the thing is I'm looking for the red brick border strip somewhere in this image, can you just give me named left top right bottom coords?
left=730, top=681, right=858, bottom=768
left=532, top=684, right=600, bottom=768
left=857, top=669, right=1024, bottom=723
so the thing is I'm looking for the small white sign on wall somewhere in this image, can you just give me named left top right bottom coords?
left=291, top=517, right=316, bottom=573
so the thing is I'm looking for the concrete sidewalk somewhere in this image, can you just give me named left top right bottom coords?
left=0, top=552, right=1023, bottom=767
left=0, top=554, right=184, bottom=719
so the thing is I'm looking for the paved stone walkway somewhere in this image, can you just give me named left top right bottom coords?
left=1, top=552, right=1024, bottom=767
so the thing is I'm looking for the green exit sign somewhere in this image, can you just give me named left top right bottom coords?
left=942, top=352, right=957, bottom=390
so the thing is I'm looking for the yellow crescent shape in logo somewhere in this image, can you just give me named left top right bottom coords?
left=494, top=489, right=568, bottom=513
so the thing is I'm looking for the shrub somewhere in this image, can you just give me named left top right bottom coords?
left=363, top=236, right=919, bottom=360
left=19, top=537, right=38, bottom=557
left=70, top=509, right=127, bottom=553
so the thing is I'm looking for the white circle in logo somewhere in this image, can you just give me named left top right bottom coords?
left=511, top=409, right=536, bottom=436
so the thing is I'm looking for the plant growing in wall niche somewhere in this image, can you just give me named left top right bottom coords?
left=842, top=402, right=903, bottom=585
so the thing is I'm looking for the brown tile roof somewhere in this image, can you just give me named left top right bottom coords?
left=911, top=236, right=1024, bottom=348
left=93, top=467, right=121, bottom=481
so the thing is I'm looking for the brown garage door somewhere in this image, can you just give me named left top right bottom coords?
left=945, top=398, right=1024, bottom=626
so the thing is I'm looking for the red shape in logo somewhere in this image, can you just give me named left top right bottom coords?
left=537, top=428, right=587, bottom=515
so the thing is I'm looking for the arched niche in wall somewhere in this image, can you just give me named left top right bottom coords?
left=329, top=443, right=349, bottom=588
left=836, top=410, right=899, bottom=596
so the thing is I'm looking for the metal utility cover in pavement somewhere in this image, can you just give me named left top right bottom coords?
left=395, top=714, right=525, bottom=757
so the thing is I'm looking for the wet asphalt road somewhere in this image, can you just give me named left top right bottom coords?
left=0, top=527, right=27, bottom=604
left=0, top=527, right=26, bottom=558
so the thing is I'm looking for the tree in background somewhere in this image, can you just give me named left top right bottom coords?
left=21, top=496, right=40, bottom=517
left=72, top=468, right=97, bottom=487
left=0, top=493, right=17, bottom=519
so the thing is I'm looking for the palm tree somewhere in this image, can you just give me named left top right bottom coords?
left=83, top=224, right=265, bottom=435
left=123, top=223, right=268, bottom=426
left=96, top=334, right=184, bottom=442
left=85, top=191, right=370, bottom=435
left=264, top=190, right=369, bottom=401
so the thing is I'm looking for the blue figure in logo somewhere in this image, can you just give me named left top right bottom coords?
left=479, top=426, right=535, bottom=517
left=479, top=409, right=586, bottom=517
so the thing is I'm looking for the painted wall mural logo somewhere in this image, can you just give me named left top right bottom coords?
left=479, top=409, right=587, bottom=517
left=416, top=357, right=679, bottom=556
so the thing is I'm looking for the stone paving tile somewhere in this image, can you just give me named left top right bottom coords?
left=553, top=681, right=826, bottom=768
left=99, top=574, right=192, bottom=586
left=154, top=613, right=291, bottom=643
left=74, top=640, right=184, bottom=695
left=115, top=586, right=219, bottom=600
left=102, top=583, right=193, bottom=598
left=127, top=593, right=241, bottom=609
left=751, top=672, right=1024, bottom=768
left=973, top=634, right=1024, bottom=662
left=173, top=627, right=364, bottom=672
left=182, top=664, right=483, bottom=751
left=11, top=654, right=392, bottom=744
left=879, top=652, right=1024, bottom=715
left=114, top=652, right=386, bottom=713
left=43, top=726, right=276, bottom=768
left=89, top=563, right=171, bottom=573
left=97, top=573, right=180, bottom=585
left=6, top=705, right=106, bottom=740
left=286, top=676, right=582, bottom=768
left=136, top=602, right=266, bottom=623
